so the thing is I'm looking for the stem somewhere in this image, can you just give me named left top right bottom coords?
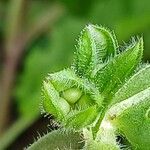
left=92, top=106, right=107, bottom=139
left=5, top=0, right=25, bottom=53
left=0, top=115, right=38, bottom=150
left=0, top=1, right=64, bottom=135
left=0, top=0, right=25, bottom=135
left=92, top=96, right=111, bottom=139
left=25, top=3, right=64, bottom=45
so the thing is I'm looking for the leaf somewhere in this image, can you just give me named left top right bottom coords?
left=73, top=24, right=118, bottom=77
left=93, top=38, right=143, bottom=98
left=26, top=129, right=84, bottom=150
left=108, top=87, right=150, bottom=149
left=65, top=105, right=98, bottom=129
left=112, top=64, right=150, bottom=104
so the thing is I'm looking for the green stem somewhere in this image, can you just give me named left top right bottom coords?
left=92, top=106, right=107, bottom=139
left=92, top=96, right=111, bottom=139
left=5, top=0, right=25, bottom=52
left=0, top=0, right=25, bottom=135
left=0, top=115, right=38, bottom=150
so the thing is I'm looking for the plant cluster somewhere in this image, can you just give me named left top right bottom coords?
left=27, top=24, right=150, bottom=150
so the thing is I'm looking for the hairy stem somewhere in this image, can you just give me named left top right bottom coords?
left=92, top=106, right=107, bottom=139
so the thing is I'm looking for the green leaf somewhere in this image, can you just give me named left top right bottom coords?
left=112, top=64, right=150, bottom=104
left=65, top=105, right=98, bottom=129
left=93, top=38, right=143, bottom=97
left=108, top=87, right=150, bottom=149
left=26, top=129, right=84, bottom=150
left=73, top=24, right=118, bottom=77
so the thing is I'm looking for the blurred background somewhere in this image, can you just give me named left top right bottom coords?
left=0, top=0, right=149, bottom=149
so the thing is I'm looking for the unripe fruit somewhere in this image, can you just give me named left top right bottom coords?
left=63, top=88, right=82, bottom=104
left=59, top=97, right=70, bottom=115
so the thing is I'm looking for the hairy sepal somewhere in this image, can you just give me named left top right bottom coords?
left=42, top=81, right=70, bottom=120
left=73, top=24, right=118, bottom=78
left=94, top=38, right=143, bottom=98
left=42, top=69, right=102, bottom=128
left=47, top=68, right=102, bottom=105
left=65, top=105, right=98, bottom=129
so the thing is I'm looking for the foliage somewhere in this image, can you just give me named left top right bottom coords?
left=0, top=0, right=150, bottom=149
left=14, top=0, right=150, bottom=119
left=27, top=24, right=150, bottom=150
